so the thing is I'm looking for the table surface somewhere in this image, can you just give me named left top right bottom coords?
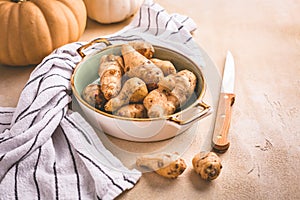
left=1, top=0, right=300, bottom=199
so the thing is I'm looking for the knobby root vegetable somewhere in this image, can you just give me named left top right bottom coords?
left=115, top=104, right=147, bottom=118
left=82, top=84, right=107, bottom=110
left=150, top=58, right=176, bottom=76
left=104, top=77, right=148, bottom=112
left=177, top=69, right=197, bottom=97
left=136, top=152, right=187, bottom=179
left=122, top=44, right=164, bottom=90
left=192, top=152, right=222, bottom=181
left=126, top=63, right=164, bottom=91
left=98, top=54, right=124, bottom=100
left=129, top=41, right=155, bottom=59
left=143, top=89, right=177, bottom=118
left=122, top=43, right=152, bottom=72
left=158, top=69, right=197, bottom=106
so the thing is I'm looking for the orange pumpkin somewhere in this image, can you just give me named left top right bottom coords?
left=0, top=0, right=87, bottom=66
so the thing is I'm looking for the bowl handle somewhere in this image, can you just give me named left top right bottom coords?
left=169, top=101, right=212, bottom=125
left=77, top=38, right=112, bottom=58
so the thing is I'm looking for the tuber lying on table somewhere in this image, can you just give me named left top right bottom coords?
left=82, top=84, right=107, bottom=110
left=98, top=54, right=124, bottom=100
left=136, top=152, right=187, bottom=179
left=115, top=104, right=147, bottom=118
left=104, top=77, right=148, bottom=112
left=192, top=152, right=222, bottom=181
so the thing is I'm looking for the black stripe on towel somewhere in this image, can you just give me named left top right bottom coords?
left=53, top=162, right=59, bottom=200
left=38, top=85, right=68, bottom=96
left=60, top=125, right=82, bottom=200
left=41, top=93, right=69, bottom=119
left=64, top=116, right=92, bottom=145
left=155, top=9, right=165, bottom=36
left=108, top=35, right=143, bottom=43
left=123, top=175, right=135, bottom=186
left=181, top=16, right=190, bottom=24
left=17, top=55, right=74, bottom=123
left=77, top=151, right=124, bottom=192
left=15, top=78, right=43, bottom=123
left=170, top=25, right=184, bottom=35
left=144, top=7, right=151, bottom=32
left=33, top=147, right=42, bottom=200
left=0, top=111, right=14, bottom=114
left=0, top=122, right=10, bottom=126
left=43, top=73, right=71, bottom=82
left=165, top=16, right=173, bottom=30
left=15, top=163, right=19, bottom=200
left=23, top=72, right=47, bottom=92
left=0, top=136, right=13, bottom=145
left=34, top=55, right=75, bottom=72
left=135, top=5, right=143, bottom=28
left=18, top=109, right=40, bottom=122
left=96, top=195, right=102, bottom=200
left=0, top=153, right=5, bottom=162
left=7, top=109, right=61, bottom=173
left=18, top=93, right=68, bottom=130
left=184, top=36, right=193, bottom=44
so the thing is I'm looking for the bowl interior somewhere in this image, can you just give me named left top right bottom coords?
left=73, top=44, right=205, bottom=118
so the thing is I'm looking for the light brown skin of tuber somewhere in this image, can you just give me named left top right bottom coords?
left=192, top=152, right=222, bottom=181
left=177, top=69, right=197, bottom=97
left=122, top=44, right=164, bottom=90
left=82, top=84, right=107, bottom=110
left=98, top=54, right=124, bottom=100
left=115, top=104, right=147, bottom=118
left=122, top=43, right=152, bottom=72
left=143, top=89, right=177, bottom=118
left=128, top=41, right=155, bottom=59
left=136, top=152, right=187, bottom=179
left=158, top=69, right=197, bottom=106
left=126, top=63, right=164, bottom=91
left=104, top=77, right=148, bottom=112
left=150, top=58, right=176, bottom=76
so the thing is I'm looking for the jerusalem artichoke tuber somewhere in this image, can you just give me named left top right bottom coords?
left=104, top=77, right=148, bottom=112
left=82, top=84, right=107, bottom=110
left=136, top=152, right=187, bottom=179
left=122, top=44, right=164, bottom=90
left=143, top=89, right=177, bottom=118
left=192, top=152, right=222, bottom=181
left=98, top=54, right=124, bottom=100
left=150, top=58, right=176, bottom=76
left=126, top=63, right=164, bottom=91
left=115, top=104, right=147, bottom=118
left=128, top=41, right=155, bottom=59
left=158, top=69, right=197, bottom=106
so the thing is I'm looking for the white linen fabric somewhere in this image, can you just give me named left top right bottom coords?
left=0, top=0, right=198, bottom=199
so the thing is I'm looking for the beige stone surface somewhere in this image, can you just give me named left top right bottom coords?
left=1, top=0, right=300, bottom=199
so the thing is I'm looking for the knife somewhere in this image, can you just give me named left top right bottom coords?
left=212, top=51, right=235, bottom=153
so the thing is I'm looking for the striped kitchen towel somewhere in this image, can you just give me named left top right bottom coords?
left=0, top=0, right=198, bottom=199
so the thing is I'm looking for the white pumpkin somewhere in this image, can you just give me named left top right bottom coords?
left=84, top=0, right=143, bottom=24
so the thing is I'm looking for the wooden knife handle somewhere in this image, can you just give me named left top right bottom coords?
left=212, top=93, right=235, bottom=153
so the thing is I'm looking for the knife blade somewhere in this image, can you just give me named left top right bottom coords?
left=212, top=51, right=235, bottom=153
